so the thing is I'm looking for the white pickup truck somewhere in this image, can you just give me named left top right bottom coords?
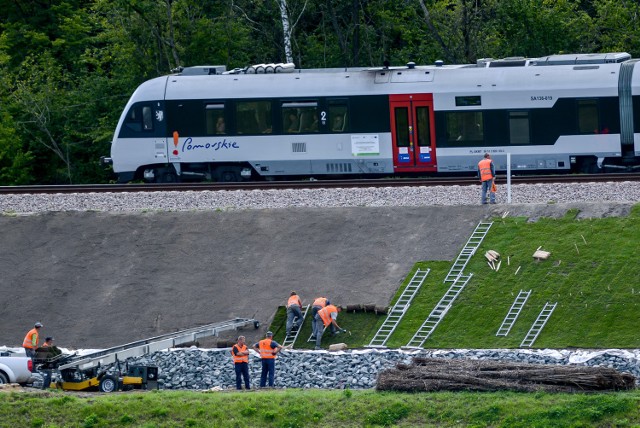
left=0, top=350, right=34, bottom=385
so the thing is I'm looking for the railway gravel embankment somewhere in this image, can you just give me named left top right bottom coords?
left=1, top=181, right=640, bottom=213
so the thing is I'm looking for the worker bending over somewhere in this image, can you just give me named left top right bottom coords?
left=285, top=291, right=303, bottom=337
left=314, top=304, right=344, bottom=350
left=310, top=297, right=329, bottom=337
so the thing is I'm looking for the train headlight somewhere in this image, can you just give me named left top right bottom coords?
left=240, top=168, right=252, bottom=178
left=570, top=156, right=576, bottom=164
left=143, top=169, right=155, bottom=180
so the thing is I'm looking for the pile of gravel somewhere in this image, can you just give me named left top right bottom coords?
left=1, top=182, right=640, bottom=214
left=126, top=347, right=640, bottom=390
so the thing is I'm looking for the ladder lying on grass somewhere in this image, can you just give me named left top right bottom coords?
left=367, top=268, right=430, bottom=348
left=59, top=318, right=259, bottom=371
left=444, top=222, right=493, bottom=283
left=520, top=302, right=557, bottom=348
left=282, top=305, right=310, bottom=348
left=496, top=290, right=532, bottom=336
left=404, top=273, right=473, bottom=349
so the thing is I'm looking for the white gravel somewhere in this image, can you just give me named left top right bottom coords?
left=0, top=182, right=639, bottom=214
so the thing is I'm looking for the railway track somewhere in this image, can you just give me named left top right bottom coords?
left=0, top=173, right=639, bottom=194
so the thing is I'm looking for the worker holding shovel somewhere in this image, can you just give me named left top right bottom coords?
left=314, top=304, right=345, bottom=350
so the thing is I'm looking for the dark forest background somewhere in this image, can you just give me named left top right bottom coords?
left=0, top=0, right=638, bottom=184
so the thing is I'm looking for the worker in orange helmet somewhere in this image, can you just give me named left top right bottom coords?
left=314, top=304, right=344, bottom=350
left=285, top=291, right=303, bottom=337
left=22, top=322, right=43, bottom=359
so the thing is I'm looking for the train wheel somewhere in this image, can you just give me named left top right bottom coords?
left=99, top=375, right=119, bottom=393
left=0, top=372, right=8, bottom=384
left=220, top=170, right=239, bottom=182
left=159, top=171, right=177, bottom=183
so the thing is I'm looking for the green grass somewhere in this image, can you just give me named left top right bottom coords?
left=2, top=389, right=640, bottom=427
left=271, top=206, right=640, bottom=349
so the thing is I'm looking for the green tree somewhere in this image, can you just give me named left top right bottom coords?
left=593, top=0, right=640, bottom=57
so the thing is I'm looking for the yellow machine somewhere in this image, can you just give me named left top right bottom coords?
left=51, top=364, right=158, bottom=392
left=34, top=318, right=258, bottom=392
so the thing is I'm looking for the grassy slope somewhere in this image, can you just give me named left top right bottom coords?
left=272, top=206, right=640, bottom=349
left=2, top=389, right=640, bottom=427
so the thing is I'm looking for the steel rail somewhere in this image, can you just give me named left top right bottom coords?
left=0, top=174, right=639, bottom=195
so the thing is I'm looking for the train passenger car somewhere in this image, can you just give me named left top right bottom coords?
left=104, top=53, right=640, bottom=183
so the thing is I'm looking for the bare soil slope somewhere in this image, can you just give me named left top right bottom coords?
left=0, top=203, right=632, bottom=348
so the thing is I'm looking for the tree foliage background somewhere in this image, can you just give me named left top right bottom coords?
left=0, top=0, right=638, bottom=184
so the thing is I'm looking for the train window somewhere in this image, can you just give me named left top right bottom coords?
left=142, top=106, right=153, bottom=130
left=329, top=104, right=348, bottom=132
left=577, top=99, right=599, bottom=134
left=394, top=107, right=410, bottom=147
left=416, top=107, right=431, bottom=147
left=205, top=103, right=225, bottom=135
left=237, top=100, right=272, bottom=134
left=455, top=96, right=481, bottom=107
left=124, top=104, right=153, bottom=133
left=282, top=101, right=318, bottom=133
left=509, top=111, right=530, bottom=144
left=445, top=111, right=483, bottom=144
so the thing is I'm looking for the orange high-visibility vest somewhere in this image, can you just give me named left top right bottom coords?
left=478, top=158, right=493, bottom=182
left=312, top=297, right=327, bottom=308
left=231, top=343, right=249, bottom=364
left=22, top=328, right=39, bottom=349
left=287, top=295, right=301, bottom=308
left=318, top=305, right=338, bottom=327
left=258, top=339, right=276, bottom=359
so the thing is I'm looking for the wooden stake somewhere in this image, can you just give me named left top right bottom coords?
left=515, top=266, right=521, bottom=275
left=496, top=261, right=501, bottom=271
left=507, top=256, right=510, bottom=266
left=574, top=243, right=579, bottom=254
left=581, top=234, right=587, bottom=244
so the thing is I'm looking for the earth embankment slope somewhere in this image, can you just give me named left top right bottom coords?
left=0, top=206, right=481, bottom=348
left=0, top=202, right=632, bottom=349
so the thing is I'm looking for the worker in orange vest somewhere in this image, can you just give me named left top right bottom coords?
left=230, top=336, right=251, bottom=390
left=253, top=331, right=283, bottom=387
left=285, top=291, right=303, bottom=337
left=310, top=297, right=329, bottom=338
left=314, top=304, right=344, bottom=350
left=35, top=336, right=60, bottom=390
left=477, top=153, right=496, bottom=204
left=22, top=322, right=43, bottom=359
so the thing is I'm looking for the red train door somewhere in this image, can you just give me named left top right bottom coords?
left=389, top=94, right=437, bottom=173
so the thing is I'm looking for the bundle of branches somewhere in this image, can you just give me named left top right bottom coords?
left=376, top=357, right=635, bottom=393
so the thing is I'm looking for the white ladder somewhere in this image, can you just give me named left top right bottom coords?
left=496, top=290, right=531, bottom=336
left=282, top=305, right=310, bottom=348
left=404, top=273, right=473, bottom=348
left=520, top=302, right=557, bottom=348
left=367, top=268, right=430, bottom=348
left=444, top=222, right=493, bottom=283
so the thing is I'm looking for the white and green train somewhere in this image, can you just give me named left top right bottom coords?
left=104, top=52, right=640, bottom=183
